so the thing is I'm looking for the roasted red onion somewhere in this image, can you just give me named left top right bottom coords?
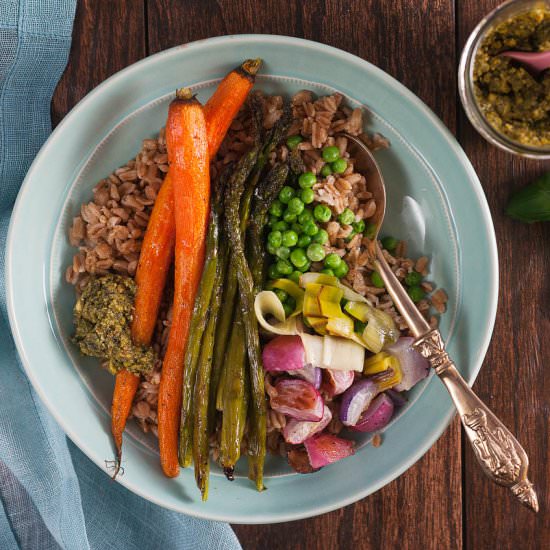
left=386, top=388, right=408, bottom=408
left=289, top=364, right=322, bottom=389
left=268, top=378, right=323, bottom=421
left=386, top=337, right=430, bottom=391
left=351, top=393, right=394, bottom=433
left=339, top=379, right=378, bottom=426
left=304, top=433, right=355, bottom=469
left=283, top=404, right=332, bottom=444
left=321, top=369, right=355, bottom=398
left=262, top=335, right=305, bottom=373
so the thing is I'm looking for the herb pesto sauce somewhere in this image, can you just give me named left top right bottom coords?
left=73, top=274, right=156, bottom=375
left=473, top=9, right=550, bottom=147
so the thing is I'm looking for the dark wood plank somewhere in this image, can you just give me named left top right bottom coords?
left=148, top=2, right=462, bottom=549
left=51, top=0, right=146, bottom=126
left=457, top=2, right=550, bottom=549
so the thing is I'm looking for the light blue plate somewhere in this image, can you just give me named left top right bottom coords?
left=6, top=35, right=498, bottom=523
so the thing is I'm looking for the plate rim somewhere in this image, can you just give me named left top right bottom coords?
left=6, top=34, right=498, bottom=523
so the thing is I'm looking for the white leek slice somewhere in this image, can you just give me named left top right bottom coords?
left=299, top=333, right=324, bottom=367
left=299, top=272, right=370, bottom=304
left=322, top=335, right=365, bottom=372
left=254, top=291, right=299, bottom=335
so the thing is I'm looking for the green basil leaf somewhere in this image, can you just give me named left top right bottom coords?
left=506, top=172, right=550, bottom=223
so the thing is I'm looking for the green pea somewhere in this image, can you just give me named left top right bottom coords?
left=407, top=285, right=425, bottom=303
left=364, top=222, right=378, bottom=240
left=275, top=246, right=290, bottom=260
left=272, top=220, right=288, bottom=232
left=287, top=197, right=305, bottom=215
left=405, top=271, right=422, bottom=287
left=282, top=230, right=298, bottom=248
left=268, top=215, right=278, bottom=227
left=322, top=145, right=340, bottom=163
left=266, top=243, right=278, bottom=256
left=276, top=259, right=293, bottom=275
left=333, top=260, right=349, bottom=279
left=291, top=222, right=303, bottom=235
left=279, top=186, right=295, bottom=204
left=371, top=271, right=385, bottom=288
left=269, top=200, right=284, bottom=218
left=338, top=208, right=355, bottom=226
left=298, top=171, right=316, bottom=189
left=286, top=135, right=303, bottom=150
left=289, top=270, right=302, bottom=284
left=331, top=158, right=348, bottom=174
left=298, top=209, right=314, bottom=225
left=307, top=243, right=326, bottom=262
left=301, top=188, right=315, bottom=204
left=297, top=234, right=312, bottom=248
left=274, top=289, right=288, bottom=303
left=324, top=253, right=342, bottom=270
left=352, top=219, right=366, bottom=233
left=303, top=221, right=319, bottom=236
left=313, top=204, right=332, bottom=223
left=381, top=236, right=398, bottom=252
left=321, top=268, right=335, bottom=276
left=297, top=260, right=311, bottom=273
left=320, top=164, right=332, bottom=177
left=268, top=264, right=280, bottom=279
left=282, top=302, right=294, bottom=317
left=289, top=248, right=308, bottom=268
left=287, top=296, right=296, bottom=308
left=312, top=229, right=329, bottom=245
left=283, top=211, right=297, bottom=224
left=267, top=230, right=283, bottom=248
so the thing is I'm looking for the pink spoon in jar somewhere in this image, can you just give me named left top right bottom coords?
left=500, top=50, right=550, bottom=76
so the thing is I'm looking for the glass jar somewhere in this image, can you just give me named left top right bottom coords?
left=458, top=0, right=550, bottom=159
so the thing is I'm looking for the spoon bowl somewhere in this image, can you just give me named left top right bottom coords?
left=500, top=50, right=550, bottom=76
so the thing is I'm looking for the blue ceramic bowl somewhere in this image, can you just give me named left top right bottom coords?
left=6, top=35, right=498, bottom=523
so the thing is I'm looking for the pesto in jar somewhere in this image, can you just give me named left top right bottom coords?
left=73, top=274, right=156, bottom=375
left=473, top=9, right=550, bottom=147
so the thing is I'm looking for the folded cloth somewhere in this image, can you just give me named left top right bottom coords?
left=0, top=2, right=241, bottom=548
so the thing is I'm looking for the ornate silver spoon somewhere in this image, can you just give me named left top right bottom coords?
left=343, top=133, right=539, bottom=512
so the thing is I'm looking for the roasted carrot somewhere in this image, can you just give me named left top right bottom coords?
left=110, top=173, right=175, bottom=477
left=157, top=89, right=210, bottom=478
left=203, top=58, right=261, bottom=155
left=109, top=59, right=262, bottom=476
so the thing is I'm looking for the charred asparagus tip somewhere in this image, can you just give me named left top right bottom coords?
left=223, top=467, right=235, bottom=481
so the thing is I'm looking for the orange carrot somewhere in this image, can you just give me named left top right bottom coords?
left=110, top=59, right=262, bottom=476
left=110, top=175, right=175, bottom=476
left=204, top=58, right=261, bottom=156
left=157, top=89, right=210, bottom=478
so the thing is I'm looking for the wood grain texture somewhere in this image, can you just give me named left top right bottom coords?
left=51, top=0, right=146, bottom=125
left=147, top=2, right=462, bottom=548
left=458, top=2, right=550, bottom=549
left=50, top=1, right=549, bottom=548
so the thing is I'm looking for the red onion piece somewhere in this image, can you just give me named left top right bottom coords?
left=283, top=405, right=332, bottom=444
left=268, top=378, right=323, bottom=421
left=321, top=369, right=355, bottom=398
left=304, top=433, right=355, bottom=469
left=386, top=389, right=408, bottom=408
left=262, top=335, right=305, bottom=373
left=339, top=379, right=378, bottom=426
left=386, top=337, right=430, bottom=391
left=351, top=393, right=394, bottom=432
left=289, top=364, right=322, bottom=389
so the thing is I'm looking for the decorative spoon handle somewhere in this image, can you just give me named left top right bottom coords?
left=374, top=247, right=539, bottom=512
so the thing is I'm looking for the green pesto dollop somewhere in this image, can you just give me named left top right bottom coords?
left=73, top=274, right=156, bottom=375
left=473, top=9, right=550, bottom=147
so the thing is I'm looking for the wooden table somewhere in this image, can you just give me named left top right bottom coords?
left=52, top=1, right=549, bottom=548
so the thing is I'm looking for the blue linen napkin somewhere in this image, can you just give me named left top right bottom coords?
left=0, top=2, right=242, bottom=548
